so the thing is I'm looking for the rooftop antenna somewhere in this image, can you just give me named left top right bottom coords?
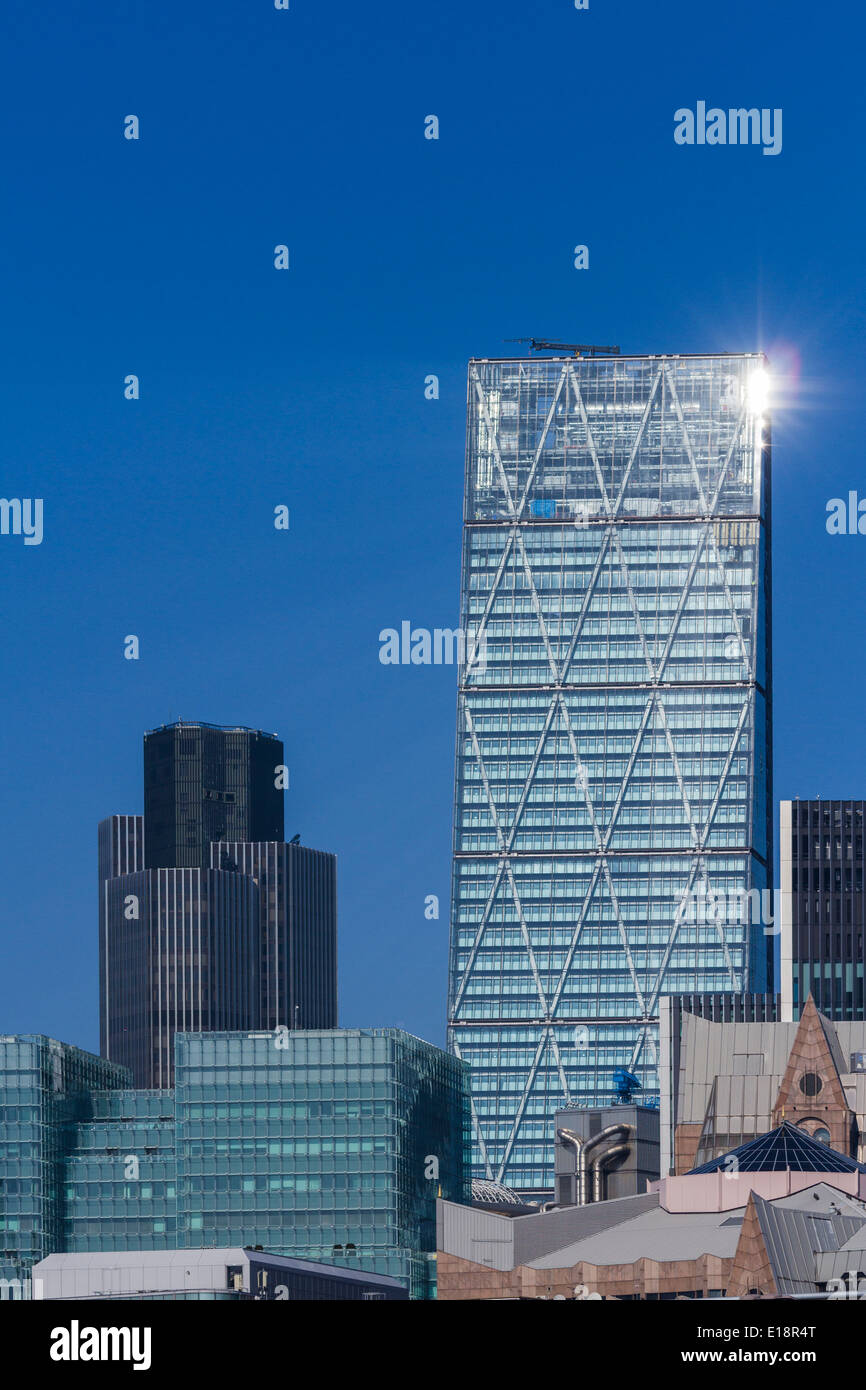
left=505, top=338, right=621, bottom=358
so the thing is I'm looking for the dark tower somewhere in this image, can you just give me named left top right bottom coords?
left=212, top=840, right=338, bottom=1032
left=782, top=799, right=866, bottom=1021
left=143, top=722, right=284, bottom=870
left=101, top=722, right=337, bottom=1087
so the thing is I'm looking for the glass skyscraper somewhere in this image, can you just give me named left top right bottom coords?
left=100, top=725, right=337, bottom=1088
left=212, top=841, right=338, bottom=1033
left=447, top=351, right=773, bottom=1197
left=143, top=722, right=284, bottom=871
left=102, top=867, right=260, bottom=1088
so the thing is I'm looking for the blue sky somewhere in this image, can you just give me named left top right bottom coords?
left=0, top=0, right=864, bottom=1052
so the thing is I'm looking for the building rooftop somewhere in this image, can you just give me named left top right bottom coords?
left=144, top=721, right=279, bottom=738
left=690, top=1121, right=866, bottom=1175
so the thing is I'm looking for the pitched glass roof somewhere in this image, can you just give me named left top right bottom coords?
left=689, top=1122, right=866, bottom=1175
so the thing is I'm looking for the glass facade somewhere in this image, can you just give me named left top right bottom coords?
left=0, top=1035, right=129, bottom=1294
left=783, top=799, right=866, bottom=1020
left=211, top=841, right=338, bottom=1032
left=101, top=729, right=337, bottom=1089
left=143, top=722, right=284, bottom=871
left=103, top=867, right=260, bottom=1088
left=0, top=1029, right=470, bottom=1300
left=63, top=1091, right=177, bottom=1252
left=448, top=353, right=773, bottom=1196
left=174, top=1030, right=470, bottom=1299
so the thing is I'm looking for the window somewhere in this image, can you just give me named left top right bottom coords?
left=799, top=1073, right=823, bottom=1098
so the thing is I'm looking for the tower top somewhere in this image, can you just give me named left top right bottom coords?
left=505, top=338, right=621, bottom=357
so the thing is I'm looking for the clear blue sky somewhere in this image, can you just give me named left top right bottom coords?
left=0, top=0, right=863, bottom=1052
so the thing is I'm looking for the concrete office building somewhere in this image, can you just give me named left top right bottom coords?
left=447, top=350, right=773, bottom=1195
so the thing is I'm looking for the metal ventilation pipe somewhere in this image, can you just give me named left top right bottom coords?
left=579, top=1125, right=631, bottom=1205
left=592, top=1141, right=630, bottom=1203
left=556, top=1128, right=585, bottom=1205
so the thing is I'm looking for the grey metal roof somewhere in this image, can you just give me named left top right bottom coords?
left=676, top=1010, right=866, bottom=1133
left=752, top=1193, right=866, bottom=1296
left=437, top=1191, right=660, bottom=1271
left=512, top=1192, right=660, bottom=1266
left=815, top=1220, right=866, bottom=1282
left=439, top=1181, right=866, bottom=1282
left=527, top=1205, right=744, bottom=1269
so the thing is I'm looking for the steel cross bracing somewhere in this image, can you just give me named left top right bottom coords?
left=450, top=362, right=762, bottom=1182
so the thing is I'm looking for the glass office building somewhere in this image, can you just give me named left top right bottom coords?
left=0, top=1035, right=129, bottom=1295
left=100, top=725, right=337, bottom=1089
left=780, top=799, right=866, bottom=1022
left=0, top=1029, right=470, bottom=1300
left=447, top=352, right=773, bottom=1196
left=174, top=1030, right=470, bottom=1298
left=63, top=1091, right=178, bottom=1253
left=102, top=867, right=260, bottom=1088
left=143, top=722, right=284, bottom=871
left=211, top=841, right=338, bottom=1033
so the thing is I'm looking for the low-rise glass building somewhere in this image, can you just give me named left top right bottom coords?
left=0, top=1029, right=470, bottom=1299
left=63, top=1090, right=177, bottom=1252
left=0, top=1035, right=129, bottom=1295
left=174, top=1030, right=470, bottom=1297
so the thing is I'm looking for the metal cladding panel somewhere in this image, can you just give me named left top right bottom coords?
left=438, top=1200, right=516, bottom=1271
left=102, top=866, right=260, bottom=1088
left=513, top=1192, right=660, bottom=1266
left=98, top=816, right=144, bottom=1056
left=528, top=1205, right=741, bottom=1268
left=755, top=1195, right=866, bottom=1296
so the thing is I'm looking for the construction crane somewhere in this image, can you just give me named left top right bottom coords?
left=505, top=338, right=621, bottom=357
